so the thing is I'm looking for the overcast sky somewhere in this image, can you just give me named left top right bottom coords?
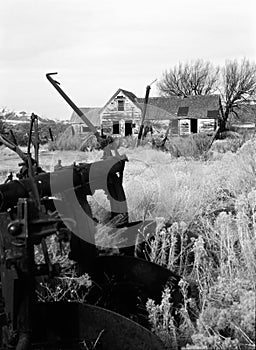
left=1, top=0, right=256, bottom=120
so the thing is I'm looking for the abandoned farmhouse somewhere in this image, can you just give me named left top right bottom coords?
left=70, top=89, right=223, bottom=137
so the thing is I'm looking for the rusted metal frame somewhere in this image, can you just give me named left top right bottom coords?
left=33, top=114, right=40, bottom=168
left=0, top=157, right=128, bottom=212
left=137, top=85, right=151, bottom=147
left=27, top=114, right=35, bottom=156
left=9, top=129, right=18, bottom=145
left=0, top=134, right=27, bottom=163
left=27, top=113, right=39, bottom=168
left=137, top=79, right=157, bottom=147
left=159, top=120, right=171, bottom=149
left=15, top=199, right=36, bottom=350
left=48, top=127, right=54, bottom=142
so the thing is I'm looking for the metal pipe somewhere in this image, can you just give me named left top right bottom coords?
left=137, top=85, right=151, bottom=146
left=137, top=79, right=157, bottom=147
left=49, top=127, right=54, bottom=142
left=33, top=113, right=39, bottom=167
left=9, top=129, right=17, bottom=145
left=27, top=114, right=35, bottom=156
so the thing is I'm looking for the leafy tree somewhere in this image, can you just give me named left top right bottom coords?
left=158, top=59, right=219, bottom=97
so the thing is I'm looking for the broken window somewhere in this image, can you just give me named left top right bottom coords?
left=177, top=107, right=189, bottom=117
left=118, top=100, right=125, bottom=111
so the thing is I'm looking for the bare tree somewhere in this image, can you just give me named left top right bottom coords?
left=158, top=58, right=256, bottom=131
left=220, top=58, right=256, bottom=131
left=158, top=59, right=220, bottom=97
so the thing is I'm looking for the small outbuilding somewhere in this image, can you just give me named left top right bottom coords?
left=70, top=108, right=101, bottom=134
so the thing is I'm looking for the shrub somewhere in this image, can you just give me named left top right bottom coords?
left=118, top=136, right=138, bottom=148
left=165, top=134, right=213, bottom=159
left=80, top=134, right=99, bottom=151
left=3, top=121, right=70, bottom=147
left=49, top=128, right=83, bottom=151
left=186, top=277, right=255, bottom=350
left=146, top=287, right=179, bottom=349
left=211, top=138, right=244, bottom=154
left=141, top=164, right=256, bottom=349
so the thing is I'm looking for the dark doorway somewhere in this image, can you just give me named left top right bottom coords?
left=113, top=121, right=120, bottom=134
left=125, top=121, right=132, bottom=136
left=191, top=119, right=198, bottom=133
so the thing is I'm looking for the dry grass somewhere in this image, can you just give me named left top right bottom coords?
left=0, top=138, right=255, bottom=349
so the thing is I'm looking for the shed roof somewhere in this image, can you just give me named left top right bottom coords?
left=70, top=107, right=101, bottom=126
left=136, top=95, right=221, bottom=120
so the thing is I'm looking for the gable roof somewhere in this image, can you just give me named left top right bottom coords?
left=120, top=89, right=137, bottom=102
left=100, top=88, right=141, bottom=113
left=70, top=107, right=101, bottom=126
left=136, top=95, right=221, bottom=120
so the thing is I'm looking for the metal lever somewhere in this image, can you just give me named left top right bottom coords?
left=46, top=72, right=100, bottom=139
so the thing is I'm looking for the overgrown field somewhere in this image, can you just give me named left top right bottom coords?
left=0, top=139, right=255, bottom=349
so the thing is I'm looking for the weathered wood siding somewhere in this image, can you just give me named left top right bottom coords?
left=165, top=118, right=217, bottom=136
left=101, top=93, right=141, bottom=136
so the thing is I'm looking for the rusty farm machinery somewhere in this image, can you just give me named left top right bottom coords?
left=0, top=74, right=194, bottom=349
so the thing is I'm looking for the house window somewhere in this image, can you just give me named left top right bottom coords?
left=118, top=100, right=125, bottom=111
left=82, top=126, right=90, bottom=133
left=179, top=119, right=190, bottom=135
left=113, top=121, right=120, bottom=134
left=198, top=119, right=215, bottom=133
left=177, top=107, right=189, bottom=117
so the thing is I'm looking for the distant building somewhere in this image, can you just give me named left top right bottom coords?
left=70, top=108, right=101, bottom=134
left=69, top=89, right=223, bottom=137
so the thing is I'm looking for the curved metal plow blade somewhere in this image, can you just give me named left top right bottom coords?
left=31, top=302, right=166, bottom=350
